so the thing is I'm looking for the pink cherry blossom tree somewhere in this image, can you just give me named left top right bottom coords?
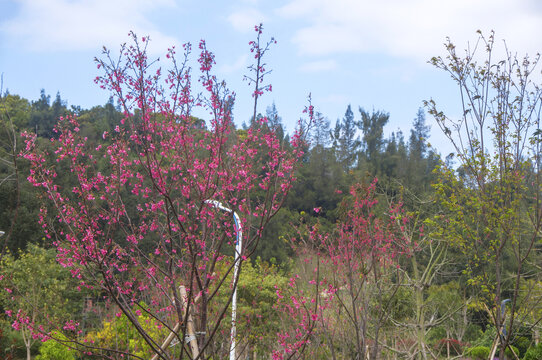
left=20, top=25, right=308, bottom=360
left=273, top=179, right=414, bottom=360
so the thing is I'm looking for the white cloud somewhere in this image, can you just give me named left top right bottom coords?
left=299, top=59, right=337, bottom=72
left=227, top=8, right=266, bottom=32
left=219, top=54, right=248, bottom=74
left=277, top=0, right=542, bottom=62
left=1, top=0, right=178, bottom=53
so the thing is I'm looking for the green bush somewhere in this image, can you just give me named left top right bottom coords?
left=523, top=343, right=542, bottom=360
left=468, top=344, right=520, bottom=359
left=35, top=333, right=75, bottom=360
left=467, top=346, right=490, bottom=360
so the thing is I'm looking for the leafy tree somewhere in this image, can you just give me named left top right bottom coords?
left=254, top=207, right=296, bottom=264
left=427, top=31, right=542, bottom=359
left=0, top=93, right=23, bottom=258
left=0, top=94, right=43, bottom=253
left=0, top=244, right=84, bottom=360
left=0, top=94, right=31, bottom=130
left=384, top=192, right=452, bottom=360
left=331, top=118, right=341, bottom=150
left=77, top=98, right=123, bottom=143
left=287, top=111, right=345, bottom=222
left=1, top=92, right=50, bottom=259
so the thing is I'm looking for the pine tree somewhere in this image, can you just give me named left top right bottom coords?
left=334, top=105, right=360, bottom=170
left=359, top=108, right=389, bottom=173
left=406, top=108, right=437, bottom=192
left=310, top=111, right=330, bottom=149
left=408, top=108, right=430, bottom=160
left=266, top=102, right=284, bottom=141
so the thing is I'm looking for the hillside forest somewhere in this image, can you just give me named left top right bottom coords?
left=1, top=29, right=542, bottom=360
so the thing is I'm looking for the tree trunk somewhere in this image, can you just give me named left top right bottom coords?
left=446, top=330, right=450, bottom=359
left=411, top=255, right=427, bottom=360
left=22, top=330, right=31, bottom=360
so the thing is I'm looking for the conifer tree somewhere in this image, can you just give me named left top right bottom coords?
left=359, top=108, right=389, bottom=173
left=334, top=104, right=360, bottom=170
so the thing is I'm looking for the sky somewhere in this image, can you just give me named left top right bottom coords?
left=1, top=0, right=542, bottom=157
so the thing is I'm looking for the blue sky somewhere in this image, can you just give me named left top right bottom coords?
left=1, top=0, right=542, bottom=156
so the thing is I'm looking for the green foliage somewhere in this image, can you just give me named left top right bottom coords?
left=0, top=94, right=31, bottom=130
left=523, top=343, right=542, bottom=360
left=427, top=33, right=542, bottom=356
left=36, top=332, right=75, bottom=360
left=76, top=99, right=122, bottom=143
left=255, top=208, right=296, bottom=264
left=471, top=326, right=497, bottom=348
left=0, top=182, right=43, bottom=253
left=0, top=244, right=84, bottom=322
left=333, top=104, right=360, bottom=170
left=506, top=345, right=520, bottom=359
left=358, top=107, right=389, bottom=172
left=0, top=244, right=86, bottom=358
left=517, top=280, right=542, bottom=334
left=405, top=108, right=438, bottom=193
left=30, top=90, right=69, bottom=139
left=0, top=321, right=37, bottom=359
left=467, top=345, right=490, bottom=359
left=208, top=257, right=288, bottom=357
left=84, top=306, right=169, bottom=359
left=236, top=257, right=288, bottom=355
left=463, top=324, right=484, bottom=344
left=379, top=130, right=408, bottom=182
left=513, top=336, right=532, bottom=358
left=383, top=283, right=414, bottom=322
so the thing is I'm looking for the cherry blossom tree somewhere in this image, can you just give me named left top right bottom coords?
left=273, top=179, right=414, bottom=360
left=20, top=25, right=307, bottom=359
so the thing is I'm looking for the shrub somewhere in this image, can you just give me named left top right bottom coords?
left=523, top=343, right=542, bottom=360
left=36, top=333, right=75, bottom=360
left=467, top=346, right=490, bottom=360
